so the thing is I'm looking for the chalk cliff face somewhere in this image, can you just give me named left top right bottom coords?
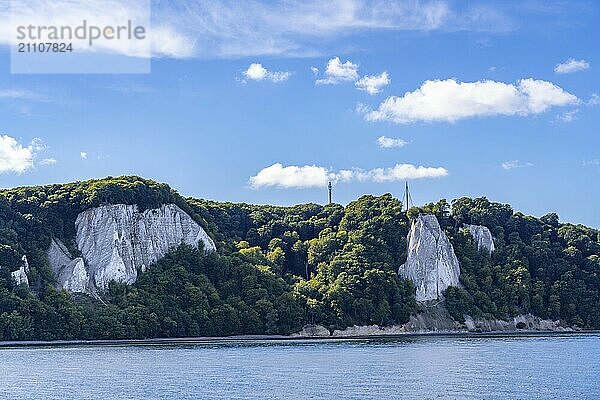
left=48, top=238, right=89, bottom=293
left=466, top=224, right=495, bottom=254
left=11, top=255, right=30, bottom=286
left=47, top=203, right=216, bottom=292
left=398, top=214, right=460, bottom=302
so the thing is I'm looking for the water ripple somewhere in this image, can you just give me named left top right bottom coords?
left=0, top=334, right=599, bottom=400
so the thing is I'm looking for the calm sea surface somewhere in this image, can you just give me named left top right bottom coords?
left=1, top=334, right=599, bottom=399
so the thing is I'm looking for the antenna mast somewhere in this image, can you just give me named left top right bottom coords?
left=328, top=181, right=332, bottom=205
left=404, top=181, right=413, bottom=212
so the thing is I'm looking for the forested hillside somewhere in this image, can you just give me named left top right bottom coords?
left=410, top=198, right=600, bottom=327
left=0, top=176, right=598, bottom=340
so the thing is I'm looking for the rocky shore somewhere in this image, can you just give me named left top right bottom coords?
left=293, top=303, right=574, bottom=337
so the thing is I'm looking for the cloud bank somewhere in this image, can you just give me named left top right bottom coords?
left=0, top=0, right=513, bottom=59
left=249, top=162, right=447, bottom=189
left=365, top=78, right=578, bottom=123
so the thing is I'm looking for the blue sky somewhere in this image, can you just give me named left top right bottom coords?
left=0, top=0, right=599, bottom=227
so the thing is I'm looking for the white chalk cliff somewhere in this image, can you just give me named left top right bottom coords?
left=48, top=238, right=89, bottom=292
left=465, top=224, right=495, bottom=254
left=399, top=214, right=460, bottom=302
left=47, top=203, right=216, bottom=292
left=11, top=255, right=30, bottom=286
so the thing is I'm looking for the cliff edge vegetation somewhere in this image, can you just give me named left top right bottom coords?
left=0, top=176, right=598, bottom=340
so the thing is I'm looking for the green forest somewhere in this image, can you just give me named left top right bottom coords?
left=0, top=176, right=598, bottom=340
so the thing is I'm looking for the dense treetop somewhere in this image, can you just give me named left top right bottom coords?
left=0, top=176, right=598, bottom=340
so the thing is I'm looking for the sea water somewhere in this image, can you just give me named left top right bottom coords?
left=0, top=334, right=598, bottom=399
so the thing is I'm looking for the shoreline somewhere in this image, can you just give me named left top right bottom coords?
left=1, top=329, right=598, bottom=348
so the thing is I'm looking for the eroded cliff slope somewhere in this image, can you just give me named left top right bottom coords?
left=48, top=203, right=216, bottom=292
left=398, top=214, right=460, bottom=302
left=466, top=224, right=495, bottom=254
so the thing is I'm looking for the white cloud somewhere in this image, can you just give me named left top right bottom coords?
left=316, top=59, right=390, bottom=93
left=0, top=0, right=193, bottom=59
left=353, top=164, right=448, bottom=182
left=249, top=162, right=447, bottom=189
left=0, top=1, right=513, bottom=59
left=242, top=63, right=290, bottom=83
left=316, top=57, right=359, bottom=85
left=39, top=158, right=57, bottom=165
left=355, top=103, right=371, bottom=114
left=0, top=89, right=44, bottom=100
left=558, top=109, right=579, bottom=122
left=588, top=94, right=600, bottom=106
left=244, top=63, right=269, bottom=81
left=554, top=58, right=590, bottom=74
left=365, top=78, right=578, bottom=124
left=356, top=72, right=390, bottom=94
left=0, top=135, right=45, bottom=174
left=80, top=152, right=88, bottom=159
left=377, top=136, right=408, bottom=148
left=177, top=0, right=511, bottom=58
left=249, top=163, right=331, bottom=188
left=501, top=160, right=534, bottom=170
left=149, top=24, right=195, bottom=59
left=583, top=159, right=600, bottom=167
